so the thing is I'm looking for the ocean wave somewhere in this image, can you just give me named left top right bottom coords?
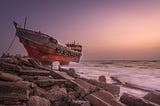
left=62, top=60, right=160, bottom=96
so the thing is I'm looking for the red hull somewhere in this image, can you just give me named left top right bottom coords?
left=24, top=45, right=76, bottom=64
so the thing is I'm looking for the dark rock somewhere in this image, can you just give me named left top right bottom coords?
left=36, top=76, right=53, bottom=80
left=28, top=58, right=41, bottom=68
left=0, top=57, right=18, bottom=64
left=21, top=75, right=53, bottom=82
left=50, top=70, right=66, bottom=79
left=82, top=78, right=120, bottom=96
left=0, top=72, right=23, bottom=81
left=28, top=58, right=50, bottom=71
left=46, top=86, right=67, bottom=102
left=30, top=83, right=47, bottom=97
left=35, top=79, right=67, bottom=88
left=102, top=83, right=120, bottom=96
left=67, top=92, right=77, bottom=100
left=19, top=69, right=50, bottom=76
left=110, top=76, right=122, bottom=84
left=120, top=93, right=158, bottom=106
left=16, top=80, right=32, bottom=89
left=0, top=81, right=29, bottom=101
left=17, top=57, right=33, bottom=67
left=64, top=81, right=77, bottom=92
left=98, top=75, right=106, bottom=83
left=0, top=62, right=21, bottom=73
left=61, top=68, right=80, bottom=78
left=0, top=101, right=26, bottom=106
left=74, top=78, right=98, bottom=97
left=21, top=66, right=35, bottom=70
left=28, top=96, right=50, bottom=106
left=143, top=92, right=160, bottom=105
left=20, top=75, right=37, bottom=82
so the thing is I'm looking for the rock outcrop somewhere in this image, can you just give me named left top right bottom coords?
left=0, top=55, right=159, bottom=106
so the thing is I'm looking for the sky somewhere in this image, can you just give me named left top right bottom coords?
left=0, top=0, right=160, bottom=60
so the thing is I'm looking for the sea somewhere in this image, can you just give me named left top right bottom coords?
left=62, top=60, right=160, bottom=97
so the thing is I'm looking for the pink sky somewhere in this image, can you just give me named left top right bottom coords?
left=0, top=0, right=160, bottom=60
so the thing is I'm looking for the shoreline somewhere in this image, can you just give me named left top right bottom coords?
left=0, top=55, right=159, bottom=106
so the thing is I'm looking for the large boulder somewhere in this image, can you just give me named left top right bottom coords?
left=143, top=92, right=160, bottom=105
left=35, top=79, right=67, bottom=88
left=30, top=83, right=47, bottom=97
left=98, top=75, right=106, bottom=84
left=19, top=69, right=50, bottom=76
left=82, top=78, right=120, bottom=96
left=0, top=81, right=29, bottom=101
left=85, top=90, right=124, bottom=106
left=74, top=78, right=98, bottom=97
left=120, top=93, right=158, bottom=106
left=28, top=96, right=50, bottom=106
left=61, top=68, right=80, bottom=78
left=46, top=86, right=67, bottom=103
left=0, top=72, right=23, bottom=82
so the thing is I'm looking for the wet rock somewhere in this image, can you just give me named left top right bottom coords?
left=46, top=86, right=67, bottom=103
left=35, top=79, right=67, bottom=88
left=102, top=83, right=120, bottom=96
left=143, top=92, right=160, bottom=105
left=74, top=78, right=98, bottom=97
left=83, top=78, right=120, bottom=96
left=19, top=69, right=50, bottom=76
left=110, top=76, right=122, bottom=84
left=61, top=68, right=80, bottom=78
left=50, top=70, right=66, bottom=79
left=0, top=81, right=29, bottom=101
left=98, top=75, right=106, bottom=83
left=29, top=83, right=47, bottom=97
left=0, top=72, right=23, bottom=81
left=64, top=81, right=77, bottom=93
left=28, top=96, right=50, bottom=106
left=85, top=90, right=124, bottom=106
left=71, top=100, right=90, bottom=106
left=120, top=93, right=158, bottom=106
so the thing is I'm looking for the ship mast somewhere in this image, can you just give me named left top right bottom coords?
left=24, top=17, right=27, bottom=29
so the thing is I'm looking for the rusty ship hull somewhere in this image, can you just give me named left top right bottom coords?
left=14, top=22, right=82, bottom=65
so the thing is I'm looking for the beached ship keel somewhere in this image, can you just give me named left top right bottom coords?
left=13, top=21, right=82, bottom=65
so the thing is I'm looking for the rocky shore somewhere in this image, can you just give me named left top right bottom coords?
left=0, top=55, right=159, bottom=106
